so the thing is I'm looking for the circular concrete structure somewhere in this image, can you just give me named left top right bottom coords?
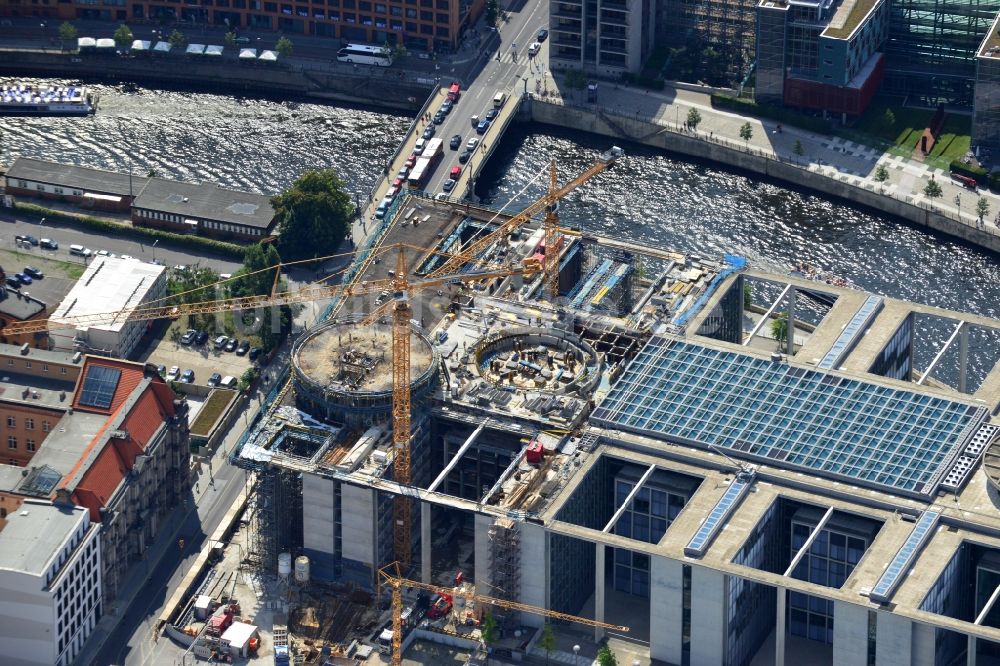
left=292, top=318, right=439, bottom=427
left=471, top=326, right=601, bottom=396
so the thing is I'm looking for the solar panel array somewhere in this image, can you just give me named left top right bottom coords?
left=78, top=365, right=122, bottom=409
left=684, top=470, right=755, bottom=557
left=592, top=337, right=986, bottom=498
left=869, top=511, right=940, bottom=603
left=818, top=295, right=883, bottom=370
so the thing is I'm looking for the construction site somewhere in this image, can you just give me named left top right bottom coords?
left=147, top=147, right=1000, bottom=666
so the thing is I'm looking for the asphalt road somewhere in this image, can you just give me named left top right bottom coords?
left=0, top=211, right=244, bottom=273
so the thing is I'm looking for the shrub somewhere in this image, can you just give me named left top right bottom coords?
left=13, top=202, right=247, bottom=258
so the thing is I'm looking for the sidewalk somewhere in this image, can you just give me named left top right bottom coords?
left=542, top=80, right=1000, bottom=237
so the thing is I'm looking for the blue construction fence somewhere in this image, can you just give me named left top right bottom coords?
left=671, top=254, right=747, bottom=327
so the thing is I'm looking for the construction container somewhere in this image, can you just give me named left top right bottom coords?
left=278, top=552, right=292, bottom=578
left=194, top=594, right=213, bottom=620
left=526, top=440, right=544, bottom=464
left=294, top=555, right=310, bottom=583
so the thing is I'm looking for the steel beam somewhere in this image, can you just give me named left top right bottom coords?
left=918, top=321, right=965, bottom=386
left=428, top=421, right=487, bottom=493
left=603, top=464, right=656, bottom=533
left=783, top=506, right=835, bottom=577
left=744, top=283, right=792, bottom=346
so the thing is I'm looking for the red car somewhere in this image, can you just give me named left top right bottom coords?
left=392, top=177, right=405, bottom=189
left=449, top=165, right=461, bottom=180
left=405, top=152, right=418, bottom=169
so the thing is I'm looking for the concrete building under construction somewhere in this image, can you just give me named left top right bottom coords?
left=234, top=193, right=1000, bottom=666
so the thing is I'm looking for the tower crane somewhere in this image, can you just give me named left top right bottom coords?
left=377, top=562, right=628, bottom=666
left=427, top=146, right=624, bottom=299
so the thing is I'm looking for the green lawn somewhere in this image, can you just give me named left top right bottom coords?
left=190, top=389, right=237, bottom=436
left=845, top=100, right=971, bottom=170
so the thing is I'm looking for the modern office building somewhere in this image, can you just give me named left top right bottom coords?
left=973, top=12, right=1000, bottom=159
left=48, top=256, right=166, bottom=359
left=229, top=192, right=1000, bottom=666
left=548, top=0, right=657, bottom=76
left=755, top=0, right=889, bottom=117
left=883, top=0, right=1000, bottom=108
left=0, top=0, right=481, bottom=51
left=658, top=0, right=759, bottom=86
left=0, top=500, right=102, bottom=666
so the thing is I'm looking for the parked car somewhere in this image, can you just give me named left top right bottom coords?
left=156, top=364, right=167, bottom=377
left=528, top=41, right=541, bottom=57
left=166, top=366, right=180, bottom=381
left=23, top=266, right=43, bottom=279
left=39, top=238, right=58, bottom=250
left=180, top=329, right=197, bottom=345
left=180, top=369, right=195, bottom=383
left=476, top=118, right=491, bottom=134
left=396, top=166, right=409, bottom=181
left=208, top=372, right=222, bottom=387
left=96, top=249, right=116, bottom=258
left=404, top=152, right=419, bottom=169
left=537, top=28, right=548, bottom=42
left=458, top=150, right=472, bottom=164
left=414, top=137, right=427, bottom=153
left=486, top=107, right=499, bottom=120
left=214, top=335, right=229, bottom=350
left=449, top=134, right=462, bottom=150
left=225, top=338, right=238, bottom=352
left=449, top=165, right=461, bottom=179
left=15, top=234, right=38, bottom=246
left=466, top=137, right=480, bottom=151
left=441, top=100, right=453, bottom=114
left=442, top=179, right=455, bottom=192
left=236, top=340, right=250, bottom=355
left=422, top=124, right=436, bottom=139
left=433, top=111, right=445, bottom=124
left=14, top=273, right=31, bottom=285
left=249, top=347, right=264, bottom=361
left=196, top=331, right=209, bottom=345
left=4, top=277, right=20, bottom=290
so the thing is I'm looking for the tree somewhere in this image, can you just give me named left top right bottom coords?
left=596, top=644, right=619, bottom=666
left=739, top=122, right=753, bottom=145
left=882, top=108, right=896, bottom=134
left=771, top=310, right=789, bottom=346
left=485, top=0, right=499, bottom=25
left=686, top=107, right=702, bottom=131
left=481, top=611, right=497, bottom=665
left=923, top=178, right=943, bottom=199
left=113, top=24, right=133, bottom=49
left=224, top=31, right=237, bottom=48
left=873, top=164, right=889, bottom=192
left=147, top=168, right=159, bottom=178
left=58, top=22, right=77, bottom=47
left=234, top=243, right=289, bottom=352
left=538, top=624, right=556, bottom=665
left=793, top=139, right=804, bottom=157
left=273, top=169, right=354, bottom=262
left=977, top=196, right=990, bottom=223
left=275, top=36, right=293, bottom=57
left=238, top=366, right=260, bottom=392
left=743, top=283, right=752, bottom=310
left=168, top=29, right=187, bottom=49
left=167, top=265, right=221, bottom=331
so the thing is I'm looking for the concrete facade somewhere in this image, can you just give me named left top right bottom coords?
left=832, top=600, right=869, bottom=666
left=649, top=555, right=684, bottom=664
left=690, top=566, right=726, bottom=665
left=301, top=472, right=337, bottom=580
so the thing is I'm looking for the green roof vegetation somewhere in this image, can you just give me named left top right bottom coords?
left=823, top=0, right=878, bottom=39
left=190, top=389, right=237, bottom=437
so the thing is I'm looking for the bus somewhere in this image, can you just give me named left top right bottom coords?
left=408, top=157, right=433, bottom=189
left=421, top=137, right=444, bottom=161
left=336, top=43, right=393, bottom=67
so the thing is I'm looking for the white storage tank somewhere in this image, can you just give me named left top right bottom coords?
left=294, top=555, right=310, bottom=583
left=278, top=552, right=292, bottom=579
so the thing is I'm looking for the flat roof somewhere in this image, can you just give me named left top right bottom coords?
left=0, top=370, right=75, bottom=411
left=0, top=501, right=87, bottom=575
left=0, top=289, right=46, bottom=322
left=823, top=0, right=879, bottom=39
left=50, top=257, right=165, bottom=334
left=23, top=411, right=107, bottom=479
left=0, top=343, right=79, bottom=366
left=133, top=178, right=276, bottom=230
left=5, top=157, right=149, bottom=198
left=591, top=337, right=987, bottom=499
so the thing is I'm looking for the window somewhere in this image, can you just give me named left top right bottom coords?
left=6, top=416, right=14, bottom=428
left=60, top=367, right=67, bottom=375
left=6, top=359, right=13, bottom=367
left=25, top=362, right=31, bottom=369
left=43, top=364, right=49, bottom=372
left=43, top=420, right=51, bottom=433
left=25, top=418, right=33, bottom=430
left=26, top=439, right=35, bottom=451
left=7, top=436, right=16, bottom=449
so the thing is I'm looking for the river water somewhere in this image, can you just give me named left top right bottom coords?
left=2, top=81, right=998, bottom=323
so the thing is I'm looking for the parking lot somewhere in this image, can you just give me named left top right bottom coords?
left=0, top=245, right=85, bottom=308
left=138, top=331, right=255, bottom=387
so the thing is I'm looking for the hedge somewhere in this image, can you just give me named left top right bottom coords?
left=13, top=202, right=247, bottom=259
left=710, top=94, right=832, bottom=134
left=949, top=159, right=988, bottom=185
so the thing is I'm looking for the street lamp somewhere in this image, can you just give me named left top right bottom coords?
left=152, top=239, right=159, bottom=262
left=573, top=645, right=580, bottom=665
left=954, top=194, right=962, bottom=220
left=522, top=75, right=528, bottom=95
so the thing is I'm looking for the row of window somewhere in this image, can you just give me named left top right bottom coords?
left=14, top=180, right=84, bottom=197
left=6, top=359, right=69, bottom=374
left=7, top=436, right=38, bottom=450
left=150, top=0, right=450, bottom=8
left=5, top=415, right=53, bottom=431
left=202, top=219, right=266, bottom=235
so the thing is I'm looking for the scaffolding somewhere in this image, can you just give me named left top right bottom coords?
left=246, top=467, right=304, bottom=576
left=488, top=518, right=521, bottom=626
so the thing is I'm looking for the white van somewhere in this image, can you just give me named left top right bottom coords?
left=493, top=91, right=506, bottom=108
left=69, top=244, right=92, bottom=257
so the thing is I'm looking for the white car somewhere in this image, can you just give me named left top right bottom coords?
left=166, top=366, right=180, bottom=381
left=96, top=249, right=117, bottom=258
left=120, top=254, right=135, bottom=261
left=466, top=137, right=480, bottom=151
left=528, top=41, right=541, bottom=56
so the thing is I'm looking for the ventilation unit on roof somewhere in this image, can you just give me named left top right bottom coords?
left=72, top=352, right=82, bottom=364
left=109, top=429, right=129, bottom=440
left=20, top=343, right=29, bottom=355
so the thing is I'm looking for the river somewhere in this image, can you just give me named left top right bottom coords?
left=2, top=81, right=998, bottom=325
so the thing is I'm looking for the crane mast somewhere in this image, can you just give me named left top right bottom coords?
left=390, top=248, right=414, bottom=567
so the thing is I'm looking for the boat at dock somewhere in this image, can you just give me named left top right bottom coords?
left=0, top=84, right=96, bottom=116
